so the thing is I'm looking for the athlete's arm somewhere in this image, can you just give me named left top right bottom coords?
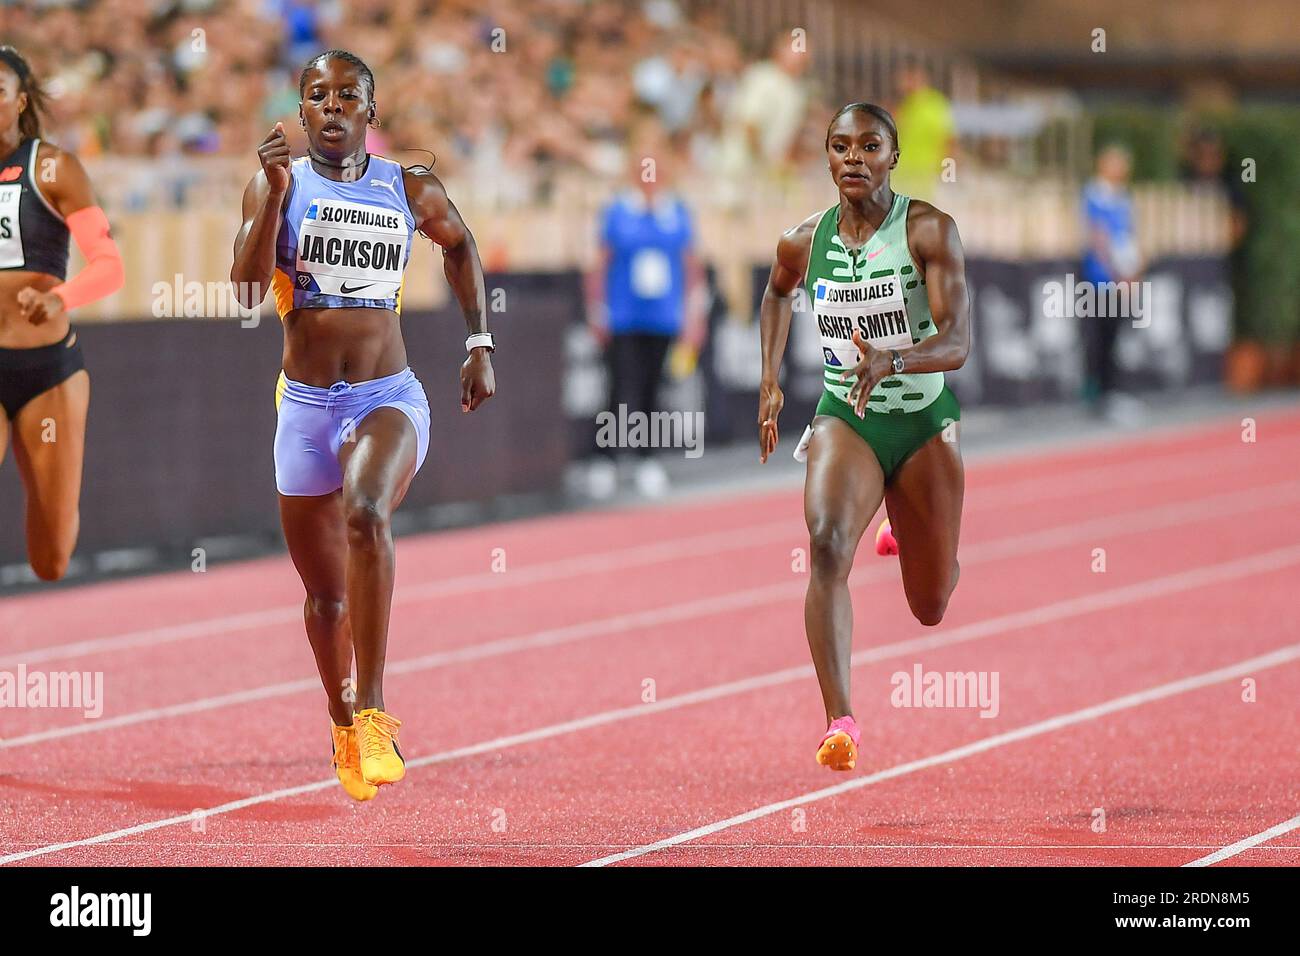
left=845, top=204, right=971, bottom=416
left=403, top=167, right=495, bottom=412
left=757, top=218, right=814, bottom=462
left=230, top=124, right=291, bottom=309
left=16, top=145, right=124, bottom=325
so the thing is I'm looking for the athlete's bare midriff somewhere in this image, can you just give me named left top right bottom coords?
left=280, top=305, right=408, bottom=386
left=0, top=270, right=64, bottom=348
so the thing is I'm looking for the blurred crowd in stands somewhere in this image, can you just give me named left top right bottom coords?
left=2, top=0, right=855, bottom=206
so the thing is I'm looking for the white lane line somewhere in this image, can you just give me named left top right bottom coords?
left=5, top=544, right=1299, bottom=865
left=958, top=479, right=1300, bottom=565
left=4, top=440, right=1285, bottom=667
left=1183, top=814, right=1300, bottom=867
left=0, top=519, right=797, bottom=667
left=0, top=606, right=306, bottom=670
left=7, top=482, right=1300, bottom=751
left=0, top=583, right=806, bottom=750
left=972, top=445, right=1239, bottom=510
left=9, top=843, right=1294, bottom=853
left=580, top=643, right=1300, bottom=867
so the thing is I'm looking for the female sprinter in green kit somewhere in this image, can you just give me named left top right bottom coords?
left=757, top=103, right=972, bottom=771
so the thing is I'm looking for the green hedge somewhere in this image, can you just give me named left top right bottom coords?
left=1090, top=108, right=1182, bottom=181
left=1091, top=106, right=1300, bottom=345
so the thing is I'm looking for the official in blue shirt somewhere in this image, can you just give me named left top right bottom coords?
left=1080, top=143, right=1143, bottom=415
left=585, top=126, right=705, bottom=497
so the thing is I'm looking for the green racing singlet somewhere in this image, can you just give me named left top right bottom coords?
left=798, top=192, right=960, bottom=481
left=805, top=192, right=945, bottom=414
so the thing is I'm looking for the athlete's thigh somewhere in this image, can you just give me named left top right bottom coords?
left=0, top=406, right=9, bottom=467
left=804, top=414, right=886, bottom=548
left=280, top=490, right=348, bottom=598
left=884, top=423, right=964, bottom=597
left=10, top=369, right=90, bottom=541
left=339, top=406, right=419, bottom=513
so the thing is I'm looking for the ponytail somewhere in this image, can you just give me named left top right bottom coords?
left=0, top=46, right=47, bottom=141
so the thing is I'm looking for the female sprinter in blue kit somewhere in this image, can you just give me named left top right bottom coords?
left=231, top=50, right=496, bottom=800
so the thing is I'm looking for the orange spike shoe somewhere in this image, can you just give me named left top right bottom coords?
left=816, top=715, right=861, bottom=771
left=354, top=708, right=405, bottom=786
left=331, top=723, right=379, bottom=801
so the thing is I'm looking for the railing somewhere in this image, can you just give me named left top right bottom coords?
left=70, top=162, right=1229, bottom=323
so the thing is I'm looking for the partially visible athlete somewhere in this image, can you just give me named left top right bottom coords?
left=231, top=50, right=495, bottom=800
left=757, top=103, right=971, bottom=771
left=0, top=46, right=125, bottom=581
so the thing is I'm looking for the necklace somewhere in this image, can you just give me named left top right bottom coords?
left=308, top=149, right=370, bottom=180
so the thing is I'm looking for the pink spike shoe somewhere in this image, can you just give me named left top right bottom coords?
left=875, top=518, right=898, bottom=556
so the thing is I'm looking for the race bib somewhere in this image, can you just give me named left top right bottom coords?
left=0, top=184, right=24, bottom=269
left=813, top=275, right=912, bottom=370
left=296, top=197, right=406, bottom=300
left=1111, top=238, right=1140, bottom=278
left=630, top=248, right=671, bottom=299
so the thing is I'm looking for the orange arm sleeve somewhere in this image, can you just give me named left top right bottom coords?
left=50, top=206, right=124, bottom=311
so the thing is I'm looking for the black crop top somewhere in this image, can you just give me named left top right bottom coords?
left=0, top=138, right=70, bottom=281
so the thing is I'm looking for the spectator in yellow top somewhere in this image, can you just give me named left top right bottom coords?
left=890, top=56, right=955, bottom=202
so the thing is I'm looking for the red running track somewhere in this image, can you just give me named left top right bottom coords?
left=1, top=407, right=1298, bottom=866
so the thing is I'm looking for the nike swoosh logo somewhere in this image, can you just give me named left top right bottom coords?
left=339, top=282, right=375, bottom=295
left=866, top=245, right=889, bottom=260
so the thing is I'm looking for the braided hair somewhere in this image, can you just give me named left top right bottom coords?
left=299, top=49, right=375, bottom=100
left=297, top=49, right=436, bottom=172
left=825, top=102, right=899, bottom=153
